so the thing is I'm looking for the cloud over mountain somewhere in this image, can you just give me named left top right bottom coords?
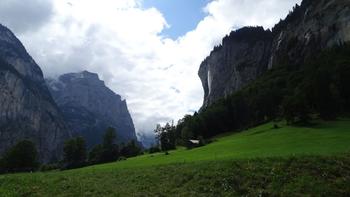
left=0, top=0, right=301, bottom=136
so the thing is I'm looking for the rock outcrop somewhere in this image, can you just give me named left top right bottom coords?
left=269, top=0, right=350, bottom=68
left=199, top=0, right=350, bottom=108
left=0, top=24, right=71, bottom=162
left=199, top=27, right=272, bottom=108
left=46, top=71, right=137, bottom=147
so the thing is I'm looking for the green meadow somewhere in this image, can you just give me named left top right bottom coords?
left=1, top=119, right=350, bottom=196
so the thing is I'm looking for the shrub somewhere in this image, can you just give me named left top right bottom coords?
left=62, top=137, right=87, bottom=169
left=40, top=163, right=60, bottom=172
left=148, top=146, right=161, bottom=154
left=1, top=140, right=39, bottom=173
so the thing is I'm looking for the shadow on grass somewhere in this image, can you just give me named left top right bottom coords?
left=248, top=128, right=273, bottom=136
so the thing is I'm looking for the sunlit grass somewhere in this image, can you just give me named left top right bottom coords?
left=84, top=119, right=350, bottom=170
left=1, top=119, right=350, bottom=196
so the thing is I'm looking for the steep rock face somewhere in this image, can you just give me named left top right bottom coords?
left=199, top=0, right=350, bottom=108
left=269, top=0, right=350, bottom=68
left=0, top=24, right=71, bottom=162
left=199, top=27, right=272, bottom=108
left=46, top=71, right=137, bottom=147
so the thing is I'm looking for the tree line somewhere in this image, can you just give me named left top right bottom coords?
left=0, top=127, right=142, bottom=173
left=64, top=127, right=141, bottom=169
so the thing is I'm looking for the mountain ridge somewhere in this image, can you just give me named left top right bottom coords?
left=0, top=24, right=71, bottom=162
left=46, top=71, right=138, bottom=148
left=199, top=0, right=350, bottom=108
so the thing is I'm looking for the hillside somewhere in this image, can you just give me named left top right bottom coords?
left=1, top=119, right=350, bottom=196
left=191, top=0, right=350, bottom=141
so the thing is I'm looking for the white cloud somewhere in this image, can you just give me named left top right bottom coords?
left=0, top=0, right=53, bottom=33
left=2, top=0, right=302, bottom=137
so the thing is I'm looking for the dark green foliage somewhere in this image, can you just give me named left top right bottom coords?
left=212, top=26, right=272, bottom=54
left=63, top=137, right=87, bottom=169
left=0, top=140, right=39, bottom=173
left=88, top=127, right=119, bottom=164
left=39, top=163, right=60, bottom=172
left=148, top=146, right=161, bottom=154
left=271, top=1, right=315, bottom=36
left=177, top=44, right=350, bottom=139
left=154, top=123, right=176, bottom=152
left=120, top=140, right=142, bottom=158
left=281, top=87, right=311, bottom=125
left=103, top=128, right=116, bottom=149
left=88, top=144, right=103, bottom=165
left=0, top=159, right=4, bottom=173
left=101, top=127, right=119, bottom=162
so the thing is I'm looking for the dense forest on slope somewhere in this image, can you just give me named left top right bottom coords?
left=176, top=44, right=350, bottom=141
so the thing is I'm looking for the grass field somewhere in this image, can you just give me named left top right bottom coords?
left=1, top=119, right=350, bottom=196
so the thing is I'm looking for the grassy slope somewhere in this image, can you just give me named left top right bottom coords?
left=89, top=119, right=350, bottom=169
left=1, top=119, right=350, bottom=196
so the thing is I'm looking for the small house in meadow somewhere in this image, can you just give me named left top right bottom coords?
left=187, top=139, right=201, bottom=149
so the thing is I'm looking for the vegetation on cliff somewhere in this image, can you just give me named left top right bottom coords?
left=176, top=44, right=350, bottom=142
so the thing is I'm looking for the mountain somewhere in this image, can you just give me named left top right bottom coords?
left=199, top=27, right=273, bottom=108
left=0, top=24, right=71, bottom=162
left=199, top=0, right=350, bottom=108
left=137, top=132, right=156, bottom=149
left=46, top=71, right=137, bottom=148
left=176, top=0, right=350, bottom=139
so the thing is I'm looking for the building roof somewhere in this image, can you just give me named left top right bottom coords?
left=189, top=140, right=200, bottom=144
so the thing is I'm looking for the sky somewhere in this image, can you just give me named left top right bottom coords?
left=0, top=0, right=302, bottom=139
left=142, top=0, right=210, bottom=39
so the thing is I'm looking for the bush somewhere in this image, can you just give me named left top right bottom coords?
left=148, top=146, right=161, bottom=154
left=62, top=137, right=87, bottom=169
left=118, top=156, right=127, bottom=161
left=100, top=128, right=119, bottom=163
left=88, top=144, right=103, bottom=165
left=88, top=127, right=120, bottom=165
left=120, top=140, right=142, bottom=158
left=0, top=140, right=39, bottom=173
left=40, top=163, right=60, bottom=172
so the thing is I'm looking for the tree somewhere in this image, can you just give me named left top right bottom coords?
left=282, top=88, right=311, bottom=125
left=148, top=145, right=161, bottom=154
left=1, top=140, right=39, bottom=173
left=154, top=122, right=176, bottom=152
left=87, top=128, right=120, bottom=164
left=103, top=127, right=116, bottom=148
left=63, top=137, right=87, bottom=169
left=154, top=124, right=162, bottom=146
left=312, top=69, right=340, bottom=120
left=120, top=140, right=141, bottom=158
left=100, top=127, right=119, bottom=163
left=88, top=144, right=103, bottom=164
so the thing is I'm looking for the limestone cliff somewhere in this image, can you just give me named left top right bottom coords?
left=199, top=0, right=350, bottom=108
left=46, top=71, right=137, bottom=147
left=199, top=27, right=272, bottom=108
left=269, top=0, right=350, bottom=68
left=0, top=24, right=71, bottom=162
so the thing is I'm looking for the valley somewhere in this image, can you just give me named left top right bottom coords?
left=1, top=119, right=350, bottom=196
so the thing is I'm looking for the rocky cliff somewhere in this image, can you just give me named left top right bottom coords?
left=199, top=0, right=350, bottom=108
left=46, top=71, right=137, bottom=147
left=0, top=24, right=71, bottom=162
left=199, top=27, right=272, bottom=108
left=269, top=0, right=350, bottom=68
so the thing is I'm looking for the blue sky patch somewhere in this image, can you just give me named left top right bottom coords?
left=142, top=0, right=211, bottom=39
